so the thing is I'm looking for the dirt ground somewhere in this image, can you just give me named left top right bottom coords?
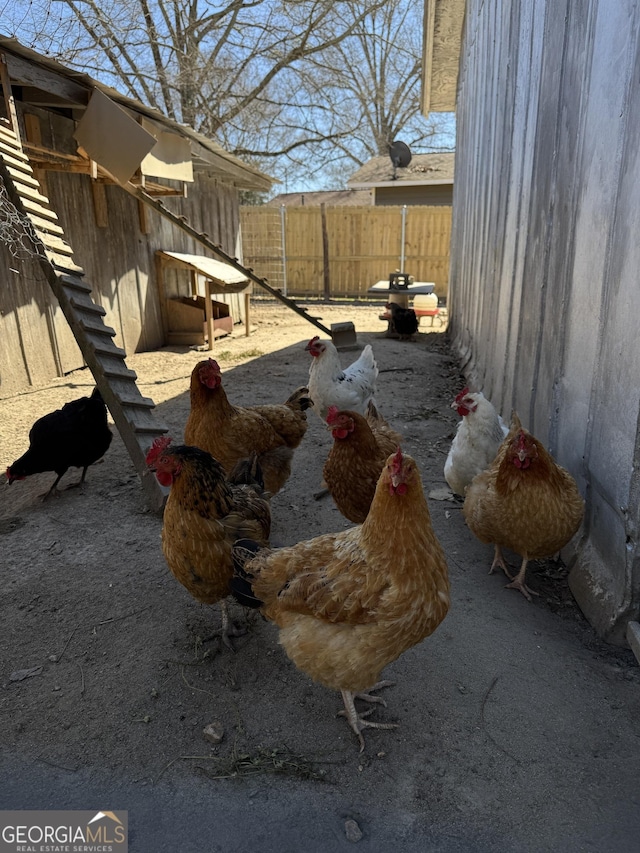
left=1, top=301, right=639, bottom=852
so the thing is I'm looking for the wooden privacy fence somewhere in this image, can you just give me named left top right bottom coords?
left=240, top=205, right=452, bottom=300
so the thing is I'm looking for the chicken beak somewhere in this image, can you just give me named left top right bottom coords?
left=517, top=449, right=527, bottom=463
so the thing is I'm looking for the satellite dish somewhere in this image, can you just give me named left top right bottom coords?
left=389, top=141, right=412, bottom=179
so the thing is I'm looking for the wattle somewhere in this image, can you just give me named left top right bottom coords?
left=156, top=470, right=174, bottom=487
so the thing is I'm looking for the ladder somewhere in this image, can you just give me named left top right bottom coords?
left=0, top=122, right=168, bottom=511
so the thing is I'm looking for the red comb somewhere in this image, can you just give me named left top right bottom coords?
left=326, top=405, right=340, bottom=424
left=145, top=436, right=172, bottom=466
left=392, top=447, right=403, bottom=467
left=454, top=387, right=470, bottom=403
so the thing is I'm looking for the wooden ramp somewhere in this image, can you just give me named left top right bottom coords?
left=0, top=122, right=168, bottom=511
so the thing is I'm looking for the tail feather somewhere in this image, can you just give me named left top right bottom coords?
left=227, top=451, right=265, bottom=492
left=284, top=386, right=314, bottom=412
left=365, top=399, right=384, bottom=424
left=230, top=539, right=264, bottom=608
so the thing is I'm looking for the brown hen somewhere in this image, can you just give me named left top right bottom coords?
left=231, top=449, right=450, bottom=751
left=323, top=401, right=403, bottom=523
left=184, top=358, right=312, bottom=495
left=463, top=412, right=584, bottom=600
left=146, top=438, right=270, bottom=648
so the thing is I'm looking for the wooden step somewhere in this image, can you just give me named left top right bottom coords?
left=86, top=336, right=127, bottom=358
left=60, top=273, right=92, bottom=292
left=5, top=163, right=40, bottom=189
left=69, top=296, right=106, bottom=317
left=79, top=317, right=117, bottom=337
left=101, top=361, right=138, bottom=381
left=118, top=394, right=157, bottom=410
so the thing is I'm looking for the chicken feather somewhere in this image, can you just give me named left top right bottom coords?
left=305, top=336, right=378, bottom=420
left=463, top=412, right=584, bottom=599
left=232, top=449, right=449, bottom=750
left=146, top=439, right=270, bottom=647
left=6, top=387, right=112, bottom=500
left=323, top=401, right=403, bottom=523
left=444, top=388, right=509, bottom=497
left=183, top=359, right=312, bottom=495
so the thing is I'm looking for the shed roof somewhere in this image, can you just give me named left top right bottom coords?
left=347, top=152, right=455, bottom=189
left=157, top=251, right=250, bottom=292
left=0, top=36, right=273, bottom=191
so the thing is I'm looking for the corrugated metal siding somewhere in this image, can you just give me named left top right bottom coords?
left=450, top=0, right=640, bottom=642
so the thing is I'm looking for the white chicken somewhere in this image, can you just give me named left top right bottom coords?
left=444, top=388, right=509, bottom=497
left=305, top=336, right=378, bottom=420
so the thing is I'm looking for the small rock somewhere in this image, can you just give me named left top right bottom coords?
left=345, top=819, right=363, bottom=843
left=203, top=721, right=224, bottom=744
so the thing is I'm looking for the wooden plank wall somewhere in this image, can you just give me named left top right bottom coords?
left=450, top=0, right=640, bottom=642
left=0, top=104, right=244, bottom=398
left=240, top=205, right=452, bottom=298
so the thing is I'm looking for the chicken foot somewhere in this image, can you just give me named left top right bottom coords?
left=489, top=545, right=514, bottom=579
left=353, top=680, right=396, bottom=707
left=201, top=601, right=246, bottom=651
left=504, top=556, right=539, bottom=601
left=42, top=464, right=93, bottom=501
left=339, top=683, right=398, bottom=752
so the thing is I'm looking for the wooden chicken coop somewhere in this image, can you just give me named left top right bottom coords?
left=156, top=251, right=251, bottom=349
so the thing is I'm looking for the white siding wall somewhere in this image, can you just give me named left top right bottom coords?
left=451, top=0, right=640, bottom=642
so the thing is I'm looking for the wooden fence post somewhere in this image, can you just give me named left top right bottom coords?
left=321, top=202, right=330, bottom=301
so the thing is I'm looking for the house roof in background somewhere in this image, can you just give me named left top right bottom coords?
left=421, top=0, right=466, bottom=114
left=0, top=36, right=273, bottom=191
left=265, top=189, right=373, bottom=207
left=348, top=152, right=455, bottom=189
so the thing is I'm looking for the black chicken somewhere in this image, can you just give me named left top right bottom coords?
left=6, top=387, right=113, bottom=499
left=386, top=302, right=419, bottom=339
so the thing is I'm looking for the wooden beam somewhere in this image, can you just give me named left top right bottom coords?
left=22, top=112, right=49, bottom=196
left=137, top=198, right=149, bottom=233
left=4, top=52, right=89, bottom=106
left=204, top=280, right=214, bottom=351
left=91, top=181, right=108, bottom=228
left=0, top=53, right=20, bottom=136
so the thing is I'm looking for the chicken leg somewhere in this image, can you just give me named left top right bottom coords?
left=217, top=600, right=246, bottom=650
left=504, top=555, right=539, bottom=601
left=339, top=683, right=398, bottom=752
left=489, top=544, right=513, bottom=578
